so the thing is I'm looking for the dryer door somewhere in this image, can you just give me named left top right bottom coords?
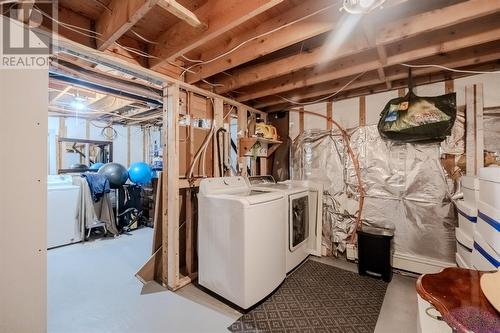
left=289, top=192, right=309, bottom=251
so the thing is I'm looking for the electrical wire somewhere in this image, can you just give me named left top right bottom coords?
left=37, top=8, right=101, bottom=36
left=181, top=54, right=203, bottom=63
left=130, top=29, right=159, bottom=45
left=277, top=72, right=366, bottom=106
left=400, top=63, right=500, bottom=75
left=180, top=1, right=342, bottom=77
left=91, top=0, right=112, bottom=13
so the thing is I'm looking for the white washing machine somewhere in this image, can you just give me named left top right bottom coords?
left=198, top=176, right=286, bottom=310
left=249, top=176, right=322, bottom=273
left=47, top=175, right=81, bottom=249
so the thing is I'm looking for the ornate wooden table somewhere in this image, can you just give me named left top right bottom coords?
left=416, top=267, right=500, bottom=333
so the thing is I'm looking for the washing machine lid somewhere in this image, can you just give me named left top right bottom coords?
left=224, top=189, right=284, bottom=205
left=248, top=175, right=276, bottom=185
left=252, top=182, right=309, bottom=195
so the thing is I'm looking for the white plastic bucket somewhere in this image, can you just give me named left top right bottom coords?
left=461, top=175, right=479, bottom=207
left=456, top=228, right=473, bottom=268
left=477, top=200, right=500, bottom=254
left=472, top=232, right=500, bottom=271
left=478, top=167, right=500, bottom=210
left=455, top=200, right=477, bottom=238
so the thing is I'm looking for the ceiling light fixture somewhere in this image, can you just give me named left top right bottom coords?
left=342, top=0, right=386, bottom=14
left=71, top=95, right=86, bottom=111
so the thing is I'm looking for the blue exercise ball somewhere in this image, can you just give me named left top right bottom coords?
left=98, top=163, right=129, bottom=189
left=128, top=162, right=152, bottom=185
left=89, top=162, right=104, bottom=170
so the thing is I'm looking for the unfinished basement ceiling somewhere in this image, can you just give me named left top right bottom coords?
left=6, top=0, right=498, bottom=111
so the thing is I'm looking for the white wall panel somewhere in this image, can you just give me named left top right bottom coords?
left=0, top=69, right=47, bottom=333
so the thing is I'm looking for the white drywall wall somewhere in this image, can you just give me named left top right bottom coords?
left=0, top=69, right=47, bottom=333
left=129, top=125, right=145, bottom=163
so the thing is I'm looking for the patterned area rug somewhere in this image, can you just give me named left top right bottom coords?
left=228, top=260, right=388, bottom=333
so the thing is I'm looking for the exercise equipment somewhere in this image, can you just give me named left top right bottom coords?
left=98, top=163, right=129, bottom=188
left=128, top=162, right=152, bottom=185
left=89, top=162, right=104, bottom=170
left=70, top=163, right=88, bottom=171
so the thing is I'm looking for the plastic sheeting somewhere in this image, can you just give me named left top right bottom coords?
left=292, top=126, right=457, bottom=262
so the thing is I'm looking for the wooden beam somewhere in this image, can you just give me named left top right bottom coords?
left=218, top=5, right=500, bottom=97
left=215, top=34, right=370, bottom=94
left=50, top=86, right=72, bottom=103
left=184, top=0, right=339, bottom=83
left=445, top=80, right=454, bottom=94
left=255, top=50, right=500, bottom=109
left=212, top=98, right=224, bottom=177
left=299, top=107, right=304, bottom=133
left=237, top=20, right=500, bottom=102
left=326, top=102, right=333, bottom=130
left=238, top=57, right=380, bottom=102
left=150, top=0, right=283, bottom=69
left=376, top=0, right=500, bottom=46
left=359, top=96, right=366, bottom=127
left=50, top=30, right=266, bottom=116
left=164, top=83, right=183, bottom=290
left=157, top=0, right=205, bottom=28
left=96, top=0, right=159, bottom=51
left=237, top=106, right=248, bottom=176
left=362, top=19, right=390, bottom=89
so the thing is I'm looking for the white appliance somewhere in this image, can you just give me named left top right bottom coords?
left=198, top=177, right=286, bottom=310
left=47, top=175, right=81, bottom=248
left=249, top=176, right=322, bottom=273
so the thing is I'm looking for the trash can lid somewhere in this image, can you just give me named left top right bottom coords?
left=357, top=226, right=394, bottom=238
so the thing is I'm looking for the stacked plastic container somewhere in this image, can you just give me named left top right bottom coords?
left=471, top=167, right=500, bottom=270
left=455, top=176, right=479, bottom=268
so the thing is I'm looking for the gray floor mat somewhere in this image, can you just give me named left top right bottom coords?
left=228, top=260, right=388, bottom=333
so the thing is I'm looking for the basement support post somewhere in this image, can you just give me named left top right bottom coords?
left=465, top=84, right=484, bottom=176
left=213, top=98, right=224, bottom=177
left=359, top=96, right=366, bottom=127
left=237, top=106, right=248, bottom=176
left=326, top=101, right=333, bottom=130
left=163, top=83, right=190, bottom=290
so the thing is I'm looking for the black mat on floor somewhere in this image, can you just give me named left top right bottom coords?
left=228, top=260, right=388, bottom=333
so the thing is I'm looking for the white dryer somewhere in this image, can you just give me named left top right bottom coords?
left=249, top=176, right=322, bottom=273
left=198, top=176, right=286, bottom=310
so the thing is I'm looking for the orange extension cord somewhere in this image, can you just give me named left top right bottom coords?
left=289, top=109, right=365, bottom=243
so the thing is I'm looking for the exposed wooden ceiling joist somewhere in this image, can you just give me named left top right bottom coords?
left=376, top=0, right=500, bottom=46
left=96, top=0, right=159, bottom=51
left=236, top=13, right=500, bottom=103
left=214, top=31, right=370, bottom=95
left=184, top=0, right=340, bottom=84
left=157, top=0, right=205, bottom=28
left=149, top=0, right=284, bottom=69
left=254, top=47, right=500, bottom=109
left=213, top=0, right=499, bottom=96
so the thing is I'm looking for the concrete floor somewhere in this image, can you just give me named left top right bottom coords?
left=48, top=228, right=417, bottom=333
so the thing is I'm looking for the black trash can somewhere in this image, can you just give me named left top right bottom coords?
left=357, top=226, right=394, bottom=282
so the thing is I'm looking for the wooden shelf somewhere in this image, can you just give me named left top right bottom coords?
left=239, top=136, right=282, bottom=157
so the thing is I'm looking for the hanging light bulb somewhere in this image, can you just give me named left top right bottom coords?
left=342, top=0, right=385, bottom=14
left=71, top=94, right=87, bottom=111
